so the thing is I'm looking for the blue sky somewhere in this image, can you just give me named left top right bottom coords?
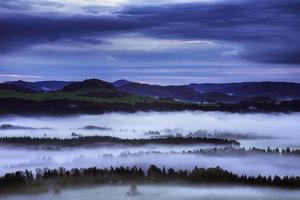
left=0, top=0, right=299, bottom=84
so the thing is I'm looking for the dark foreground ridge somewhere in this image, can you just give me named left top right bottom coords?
left=1, top=165, right=300, bottom=194
left=0, top=98, right=300, bottom=114
left=0, top=136, right=240, bottom=147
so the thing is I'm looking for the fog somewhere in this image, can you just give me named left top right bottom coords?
left=1, top=111, right=300, bottom=148
left=1, top=145, right=300, bottom=177
left=3, top=185, right=300, bottom=200
left=0, top=111, right=299, bottom=184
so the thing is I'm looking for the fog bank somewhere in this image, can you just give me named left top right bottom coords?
left=0, top=111, right=299, bottom=148
left=3, top=185, right=300, bottom=200
left=1, top=146, right=300, bottom=177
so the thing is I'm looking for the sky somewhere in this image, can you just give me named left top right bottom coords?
left=0, top=0, right=299, bottom=84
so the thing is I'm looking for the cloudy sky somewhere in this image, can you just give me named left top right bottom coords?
left=0, top=0, right=299, bottom=84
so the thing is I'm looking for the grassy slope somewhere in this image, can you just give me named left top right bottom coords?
left=0, top=88, right=203, bottom=106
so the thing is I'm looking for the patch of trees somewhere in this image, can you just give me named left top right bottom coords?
left=145, top=130, right=273, bottom=140
left=0, top=124, right=52, bottom=130
left=78, top=125, right=112, bottom=131
left=118, top=147, right=300, bottom=157
left=1, top=165, right=300, bottom=194
left=0, top=136, right=240, bottom=147
left=221, top=99, right=300, bottom=112
left=187, top=147, right=300, bottom=156
left=186, top=130, right=273, bottom=140
left=0, top=124, right=33, bottom=130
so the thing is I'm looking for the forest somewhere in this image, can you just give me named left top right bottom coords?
left=118, top=147, right=300, bottom=157
left=0, top=136, right=240, bottom=146
left=1, top=165, right=300, bottom=194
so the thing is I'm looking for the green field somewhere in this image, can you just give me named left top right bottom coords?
left=0, top=88, right=190, bottom=105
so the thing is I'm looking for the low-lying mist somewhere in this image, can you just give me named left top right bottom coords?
left=1, top=145, right=300, bottom=177
left=0, top=111, right=300, bottom=148
left=0, top=111, right=299, bottom=182
left=3, top=185, right=300, bottom=200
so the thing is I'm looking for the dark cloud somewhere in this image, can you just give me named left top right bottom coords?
left=119, top=0, right=300, bottom=64
left=244, top=45, right=300, bottom=65
left=0, top=0, right=299, bottom=64
left=123, top=0, right=300, bottom=63
left=0, top=13, right=158, bottom=53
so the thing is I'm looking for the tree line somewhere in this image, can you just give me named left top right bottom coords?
left=1, top=165, right=300, bottom=194
left=187, top=147, right=300, bottom=156
left=0, top=136, right=239, bottom=147
left=1, top=97, right=299, bottom=116
left=118, top=147, right=300, bottom=157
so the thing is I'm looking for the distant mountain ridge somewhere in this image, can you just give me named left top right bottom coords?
left=0, top=83, right=36, bottom=93
left=115, top=82, right=204, bottom=102
left=1, top=78, right=300, bottom=114
left=112, top=80, right=300, bottom=103
left=5, top=80, right=73, bottom=92
left=62, top=79, right=115, bottom=91
left=112, top=79, right=132, bottom=87
left=2, top=79, right=300, bottom=103
left=188, top=82, right=300, bottom=99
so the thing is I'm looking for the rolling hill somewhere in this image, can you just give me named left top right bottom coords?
left=4, top=80, right=73, bottom=92
left=0, top=83, right=36, bottom=93
left=1, top=79, right=300, bottom=110
left=0, top=79, right=300, bottom=114
left=115, top=82, right=204, bottom=102
left=113, top=80, right=300, bottom=102
left=188, top=82, right=300, bottom=99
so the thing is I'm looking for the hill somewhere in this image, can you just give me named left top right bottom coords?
left=114, top=80, right=242, bottom=103
left=188, top=82, right=300, bottom=99
left=0, top=79, right=203, bottom=114
left=113, top=80, right=300, bottom=103
left=0, top=83, right=36, bottom=93
left=0, top=79, right=299, bottom=114
left=116, top=82, right=204, bottom=102
left=112, top=79, right=132, bottom=87
left=3, top=80, right=299, bottom=103
left=62, top=79, right=115, bottom=91
left=5, top=80, right=73, bottom=92
left=61, top=79, right=125, bottom=98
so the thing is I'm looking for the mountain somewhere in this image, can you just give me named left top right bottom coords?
left=114, top=80, right=242, bottom=103
left=112, top=79, right=132, bottom=87
left=5, top=80, right=73, bottom=92
left=116, top=81, right=204, bottom=102
left=2, top=79, right=300, bottom=103
left=114, top=80, right=300, bottom=103
left=240, top=96, right=277, bottom=104
left=188, top=82, right=300, bottom=99
left=0, top=83, right=36, bottom=93
left=1, top=78, right=300, bottom=114
left=62, top=79, right=115, bottom=91
left=61, top=79, right=127, bottom=98
left=201, top=92, right=242, bottom=103
left=188, top=83, right=244, bottom=94
left=0, top=79, right=204, bottom=114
